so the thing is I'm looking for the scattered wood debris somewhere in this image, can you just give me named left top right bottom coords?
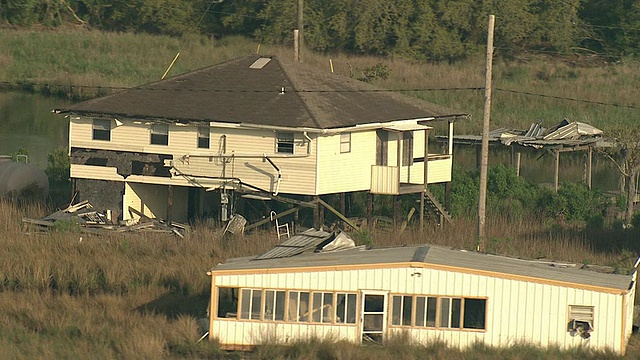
left=22, top=202, right=188, bottom=238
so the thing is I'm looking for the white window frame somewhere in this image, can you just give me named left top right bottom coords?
left=197, top=126, right=210, bottom=149
left=340, top=133, right=351, bottom=153
left=92, top=119, right=111, bottom=141
left=568, top=305, right=594, bottom=331
left=239, top=288, right=263, bottom=320
left=263, top=290, right=286, bottom=321
left=276, top=132, right=294, bottom=154
left=150, top=124, right=169, bottom=145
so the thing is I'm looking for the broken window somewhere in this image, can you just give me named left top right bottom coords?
left=340, top=133, right=351, bottom=153
left=263, top=290, right=286, bottom=321
left=151, top=124, right=169, bottom=145
left=311, top=292, right=334, bottom=323
left=336, top=293, right=357, bottom=324
left=198, top=126, right=210, bottom=149
left=276, top=132, right=294, bottom=154
left=568, top=305, right=594, bottom=333
left=92, top=119, right=111, bottom=141
left=402, top=132, right=414, bottom=166
left=240, top=289, right=262, bottom=320
left=216, top=287, right=239, bottom=318
left=288, top=291, right=310, bottom=322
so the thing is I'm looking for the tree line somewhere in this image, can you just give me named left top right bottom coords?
left=0, top=0, right=638, bottom=61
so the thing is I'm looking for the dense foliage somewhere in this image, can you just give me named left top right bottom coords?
left=0, top=0, right=638, bottom=61
left=431, top=164, right=612, bottom=224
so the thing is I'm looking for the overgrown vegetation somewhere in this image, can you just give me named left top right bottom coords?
left=1, top=1, right=638, bottom=61
left=0, top=24, right=638, bottom=357
left=0, top=198, right=639, bottom=358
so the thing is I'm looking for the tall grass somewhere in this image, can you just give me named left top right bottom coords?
left=0, top=29, right=638, bottom=131
left=0, top=200, right=638, bottom=358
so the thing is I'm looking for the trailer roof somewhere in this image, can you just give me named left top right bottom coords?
left=210, top=243, right=635, bottom=293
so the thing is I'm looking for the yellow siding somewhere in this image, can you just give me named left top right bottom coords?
left=316, top=131, right=377, bottom=194
left=427, top=157, right=453, bottom=183
left=124, top=182, right=189, bottom=222
left=70, top=164, right=124, bottom=181
left=70, top=117, right=318, bottom=195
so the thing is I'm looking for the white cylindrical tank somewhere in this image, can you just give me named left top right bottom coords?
left=0, top=157, right=49, bottom=201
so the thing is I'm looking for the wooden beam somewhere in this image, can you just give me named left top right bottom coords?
left=587, top=146, right=593, bottom=189
left=317, top=198, right=360, bottom=231
left=244, top=205, right=306, bottom=231
left=554, top=149, right=560, bottom=192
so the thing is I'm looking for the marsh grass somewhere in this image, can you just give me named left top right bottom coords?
left=0, top=199, right=638, bottom=358
left=0, top=30, right=638, bottom=131
left=0, top=28, right=639, bottom=356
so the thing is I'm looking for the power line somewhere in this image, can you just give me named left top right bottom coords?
left=494, top=88, right=640, bottom=109
left=2, top=80, right=637, bottom=110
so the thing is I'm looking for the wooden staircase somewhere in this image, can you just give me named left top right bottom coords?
left=423, top=189, right=451, bottom=224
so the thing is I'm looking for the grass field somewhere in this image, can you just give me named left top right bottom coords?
left=1, top=29, right=640, bottom=358
left=0, top=200, right=639, bottom=359
left=0, top=29, right=638, bottom=134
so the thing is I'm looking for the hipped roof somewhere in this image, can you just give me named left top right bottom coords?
left=58, top=55, right=468, bottom=130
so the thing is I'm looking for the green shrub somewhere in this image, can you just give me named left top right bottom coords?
left=539, top=182, right=610, bottom=222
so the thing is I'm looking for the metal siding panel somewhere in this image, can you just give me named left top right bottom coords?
left=547, top=284, right=560, bottom=345
left=533, top=283, right=545, bottom=346
left=370, top=165, right=399, bottom=194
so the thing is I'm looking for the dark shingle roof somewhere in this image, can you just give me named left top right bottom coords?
left=60, top=55, right=467, bottom=130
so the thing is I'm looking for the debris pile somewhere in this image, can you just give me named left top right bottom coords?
left=22, top=201, right=187, bottom=238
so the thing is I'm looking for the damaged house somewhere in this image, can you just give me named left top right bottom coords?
left=55, top=55, right=467, bottom=225
left=208, top=233, right=639, bottom=354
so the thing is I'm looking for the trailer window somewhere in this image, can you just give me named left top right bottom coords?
left=415, top=296, right=437, bottom=327
left=288, top=291, right=310, bottom=322
left=311, top=292, right=334, bottom=323
left=391, top=295, right=413, bottom=326
left=216, top=287, right=239, bottom=318
left=463, top=298, right=486, bottom=329
left=264, top=290, right=286, bottom=321
left=391, top=295, right=485, bottom=330
left=240, top=289, right=262, bottom=320
left=336, top=293, right=357, bottom=324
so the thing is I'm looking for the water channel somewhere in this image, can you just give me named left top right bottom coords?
left=0, top=91, right=72, bottom=168
left=0, top=91, right=621, bottom=193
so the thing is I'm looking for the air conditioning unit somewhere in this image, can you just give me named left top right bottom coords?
left=568, top=319, right=593, bottom=339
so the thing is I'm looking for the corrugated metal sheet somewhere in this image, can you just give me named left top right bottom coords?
left=254, top=228, right=334, bottom=260
left=438, top=120, right=605, bottom=150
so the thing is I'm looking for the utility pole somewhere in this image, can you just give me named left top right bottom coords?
left=477, top=15, right=495, bottom=252
left=297, top=0, right=304, bottom=62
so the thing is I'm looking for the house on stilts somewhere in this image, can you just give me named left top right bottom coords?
left=55, top=54, right=468, bottom=228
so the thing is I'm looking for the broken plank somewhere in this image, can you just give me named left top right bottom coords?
left=316, top=199, right=360, bottom=231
